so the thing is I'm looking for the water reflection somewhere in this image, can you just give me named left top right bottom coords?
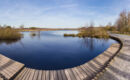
left=81, top=38, right=109, bottom=50
left=30, top=31, right=41, bottom=39
left=82, top=38, right=94, bottom=50
left=0, top=39, right=21, bottom=45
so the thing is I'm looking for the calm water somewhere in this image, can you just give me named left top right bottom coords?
left=0, top=30, right=117, bottom=70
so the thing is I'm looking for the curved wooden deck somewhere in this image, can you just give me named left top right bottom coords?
left=95, top=34, right=130, bottom=80
left=0, top=36, right=121, bottom=80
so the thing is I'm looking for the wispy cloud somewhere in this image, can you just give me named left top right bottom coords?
left=0, top=0, right=130, bottom=28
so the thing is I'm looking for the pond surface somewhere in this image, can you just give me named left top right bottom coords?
left=0, top=30, right=117, bottom=70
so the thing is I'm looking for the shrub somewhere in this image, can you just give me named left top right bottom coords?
left=0, top=28, right=22, bottom=40
left=64, top=28, right=109, bottom=39
left=78, top=28, right=109, bottom=38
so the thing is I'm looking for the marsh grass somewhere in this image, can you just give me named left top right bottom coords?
left=0, top=28, right=22, bottom=40
left=64, top=28, right=109, bottom=38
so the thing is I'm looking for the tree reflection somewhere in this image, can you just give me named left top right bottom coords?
left=81, top=37, right=109, bottom=50
left=81, top=38, right=94, bottom=50
left=0, top=39, right=21, bottom=45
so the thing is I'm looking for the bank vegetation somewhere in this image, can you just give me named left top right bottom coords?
left=64, top=24, right=109, bottom=38
left=0, top=26, right=22, bottom=40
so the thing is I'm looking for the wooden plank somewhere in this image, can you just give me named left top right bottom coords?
left=14, top=68, right=26, bottom=80
left=84, top=62, right=97, bottom=75
left=25, top=69, right=33, bottom=80
left=0, top=70, right=10, bottom=79
left=14, top=68, right=28, bottom=80
left=71, top=68, right=81, bottom=80
left=0, top=62, right=21, bottom=79
left=80, top=65, right=91, bottom=76
left=0, top=60, right=15, bottom=78
left=28, top=69, right=35, bottom=80
left=0, top=54, right=24, bottom=80
left=50, top=70, right=54, bottom=80
left=32, top=70, right=39, bottom=80
left=57, top=70, right=63, bottom=80
left=87, top=62, right=99, bottom=73
left=90, top=60, right=101, bottom=69
left=45, top=70, right=49, bottom=80
left=0, top=62, right=23, bottom=79
left=53, top=70, right=58, bottom=80
left=69, top=69, right=78, bottom=80
left=21, top=68, right=30, bottom=80
left=60, top=70, right=68, bottom=80
left=41, top=70, right=46, bottom=80
left=76, top=67, right=87, bottom=78
left=65, top=69, right=71, bottom=80
left=73, top=67, right=84, bottom=79
left=37, top=70, right=42, bottom=80
left=65, top=69, right=77, bottom=80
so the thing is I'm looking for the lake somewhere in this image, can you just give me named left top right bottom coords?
left=0, top=30, right=117, bottom=70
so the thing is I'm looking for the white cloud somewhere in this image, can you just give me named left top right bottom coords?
left=0, top=0, right=130, bottom=28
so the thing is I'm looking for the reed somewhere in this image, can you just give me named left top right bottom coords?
left=0, top=28, right=22, bottom=40
left=64, top=28, right=109, bottom=38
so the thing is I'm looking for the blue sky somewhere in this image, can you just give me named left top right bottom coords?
left=0, top=0, right=130, bottom=28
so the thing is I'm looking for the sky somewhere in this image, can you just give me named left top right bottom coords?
left=0, top=0, right=130, bottom=28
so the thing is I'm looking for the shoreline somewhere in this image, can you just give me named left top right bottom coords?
left=0, top=35, right=122, bottom=80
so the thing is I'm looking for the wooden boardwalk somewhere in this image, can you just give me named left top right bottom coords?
left=13, top=43, right=120, bottom=80
left=0, top=54, right=24, bottom=80
left=96, top=34, right=130, bottom=80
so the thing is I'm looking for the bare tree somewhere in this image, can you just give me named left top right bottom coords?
left=116, top=10, right=128, bottom=33
left=127, top=12, right=130, bottom=31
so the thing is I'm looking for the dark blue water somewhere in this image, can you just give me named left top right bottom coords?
left=0, top=30, right=117, bottom=70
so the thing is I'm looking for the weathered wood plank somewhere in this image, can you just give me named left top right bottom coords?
left=65, top=69, right=71, bottom=80
left=73, top=67, right=84, bottom=79
left=65, top=69, right=77, bottom=80
left=77, top=66, right=87, bottom=79
left=57, top=70, right=63, bottom=80
left=60, top=70, right=68, bottom=80
left=45, top=70, right=49, bottom=80
left=21, top=68, right=30, bottom=80
left=53, top=70, right=58, bottom=80
left=80, top=65, right=91, bottom=76
left=71, top=68, right=81, bottom=80
left=41, top=70, right=46, bottom=80
left=50, top=70, right=54, bottom=80
left=28, top=69, right=35, bottom=80
left=14, top=68, right=28, bottom=80
left=37, top=70, right=42, bottom=80
left=0, top=54, right=24, bottom=80
left=32, top=70, right=39, bottom=80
